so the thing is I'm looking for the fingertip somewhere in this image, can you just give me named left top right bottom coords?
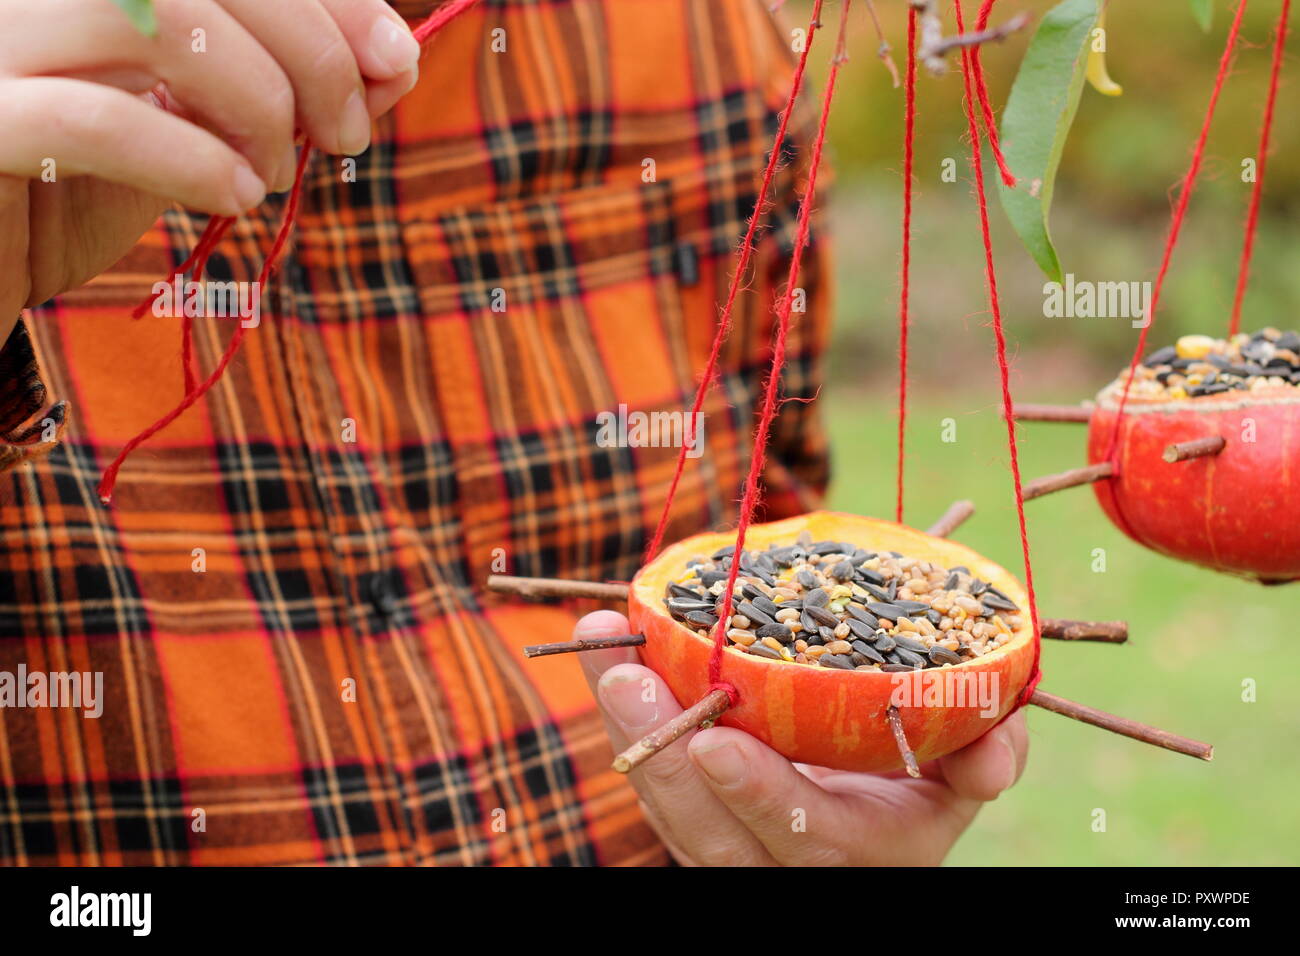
left=938, top=723, right=1020, bottom=803
left=363, top=12, right=422, bottom=80
left=575, top=609, right=631, bottom=636
left=574, top=609, right=637, bottom=682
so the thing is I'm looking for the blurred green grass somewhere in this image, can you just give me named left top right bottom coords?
left=824, top=387, right=1300, bottom=865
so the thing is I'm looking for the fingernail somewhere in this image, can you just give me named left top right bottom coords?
left=598, top=672, right=658, bottom=731
left=994, top=729, right=1018, bottom=793
left=274, top=145, right=299, bottom=193
left=231, top=163, right=267, bottom=212
left=398, top=64, right=420, bottom=95
left=339, top=91, right=372, bottom=156
left=369, top=16, right=421, bottom=77
left=692, top=740, right=748, bottom=788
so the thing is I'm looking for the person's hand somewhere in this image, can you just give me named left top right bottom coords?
left=577, top=610, right=1029, bottom=866
left=0, top=0, right=424, bottom=328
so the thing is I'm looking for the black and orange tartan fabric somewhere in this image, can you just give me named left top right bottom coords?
left=0, top=0, right=832, bottom=865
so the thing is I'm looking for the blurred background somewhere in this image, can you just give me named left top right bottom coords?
left=790, top=0, right=1300, bottom=865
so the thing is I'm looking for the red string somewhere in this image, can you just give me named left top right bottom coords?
left=98, top=147, right=312, bottom=503
left=97, top=1, right=481, bottom=502
left=1229, top=0, right=1290, bottom=336
left=954, top=0, right=1041, bottom=709
left=705, top=0, right=849, bottom=698
left=970, top=0, right=1017, bottom=188
left=1104, top=0, right=1249, bottom=462
left=643, top=0, right=827, bottom=565
left=179, top=219, right=238, bottom=393
left=895, top=7, right=918, bottom=525
left=413, top=0, right=480, bottom=43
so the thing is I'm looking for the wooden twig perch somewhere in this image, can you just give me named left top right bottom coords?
left=1164, top=435, right=1226, bottom=463
left=1023, top=462, right=1114, bottom=500
left=1040, top=619, right=1127, bottom=644
left=524, top=634, right=645, bottom=658
left=487, top=575, right=629, bottom=602
left=926, top=499, right=975, bottom=537
left=1010, top=403, right=1094, bottom=423
left=611, top=688, right=732, bottom=773
left=886, top=706, right=921, bottom=778
left=1030, top=690, right=1212, bottom=761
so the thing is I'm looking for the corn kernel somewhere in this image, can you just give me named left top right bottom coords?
left=1175, top=334, right=1216, bottom=359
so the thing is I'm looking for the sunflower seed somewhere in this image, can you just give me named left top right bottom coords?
left=819, top=653, right=855, bottom=670
left=980, top=592, right=1019, bottom=612
left=929, top=645, right=962, bottom=666
left=736, top=601, right=775, bottom=627
left=828, top=559, right=855, bottom=581
left=851, top=640, right=886, bottom=664
left=755, top=623, right=794, bottom=643
left=892, top=634, right=929, bottom=654
left=804, top=587, right=830, bottom=608
left=861, top=583, right=891, bottom=602
left=866, top=602, right=905, bottom=621
left=893, top=599, right=931, bottom=615
left=846, top=619, right=876, bottom=643
left=804, top=604, right=840, bottom=628
left=894, top=647, right=928, bottom=668
left=846, top=605, right=881, bottom=629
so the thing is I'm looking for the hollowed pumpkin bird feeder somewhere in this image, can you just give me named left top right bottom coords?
left=1012, top=0, right=1297, bottom=584
left=489, top=0, right=1213, bottom=776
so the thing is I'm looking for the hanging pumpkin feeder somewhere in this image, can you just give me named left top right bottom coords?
left=1012, top=2, right=1296, bottom=584
left=629, top=511, right=1036, bottom=772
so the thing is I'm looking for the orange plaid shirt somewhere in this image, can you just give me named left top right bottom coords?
left=0, top=0, right=831, bottom=865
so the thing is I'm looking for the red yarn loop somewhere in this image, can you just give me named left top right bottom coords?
left=705, top=0, right=849, bottom=696
left=970, top=0, right=1017, bottom=188
left=895, top=6, right=917, bottom=524
left=1229, top=0, right=1290, bottom=336
left=955, top=0, right=1042, bottom=712
left=97, top=1, right=481, bottom=503
left=643, top=0, right=828, bottom=566
left=708, top=681, right=740, bottom=709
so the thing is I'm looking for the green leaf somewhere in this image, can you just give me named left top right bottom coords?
left=1190, top=0, right=1213, bottom=33
left=996, top=0, right=1100, bottom=283
left=109, top=0, right=157, bottom=36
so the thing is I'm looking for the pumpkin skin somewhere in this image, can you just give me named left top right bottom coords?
left=1087, top=384, right=1300, bottom=584
left=627, top=511, right=1036, bottom=772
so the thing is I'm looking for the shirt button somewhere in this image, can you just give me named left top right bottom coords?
left=366, top=572, right=398, bottom=617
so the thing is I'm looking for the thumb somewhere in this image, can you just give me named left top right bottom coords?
left=688, top=726, right=851, bottom=866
